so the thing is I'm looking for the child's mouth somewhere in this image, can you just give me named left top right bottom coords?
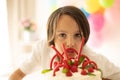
left=67, top=48, right=74, bottom=53
left=66, top=48, right=77, bottom=58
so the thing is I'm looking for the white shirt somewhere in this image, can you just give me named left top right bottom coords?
left=20, top=40, right=120, bottom=80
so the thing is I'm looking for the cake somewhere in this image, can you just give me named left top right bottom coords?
left=42, top=69, right=101, bottom=80
left=41, top=38, right=102, bottom=80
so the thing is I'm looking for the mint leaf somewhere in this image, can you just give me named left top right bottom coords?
left=97, top=68, right=103, bottom=78
left=78, top=66, right=82, bottom=69
left=87, top=73, right=96, bottom=76
left=55, top=56, right=60, bottom=61
left=85, top=64, right=94, bottom=69
left=68, top=60, right=74, bottom=65
left=62, top=68, right=68, bottom=73
left=41, top=69, right=52, bottom=74
left=78, top=56, right=85, bottom=65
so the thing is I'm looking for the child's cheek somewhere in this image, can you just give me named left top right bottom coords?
left=55, top=44, right=63, bottom=54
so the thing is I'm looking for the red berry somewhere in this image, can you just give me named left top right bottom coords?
left=81, top=69, right=87, bottom=75
left=88, top=67, right=94, bottom=73
left=66, top=71, right=72, bottom=76
left=71, top=65, right=78, bottom=72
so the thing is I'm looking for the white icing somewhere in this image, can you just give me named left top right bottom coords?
left=43, top=69, right=102, bottom=80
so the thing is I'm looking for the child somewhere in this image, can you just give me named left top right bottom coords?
left=9, top=6, right=120, bottom=80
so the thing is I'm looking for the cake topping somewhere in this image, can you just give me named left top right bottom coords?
left=42, top=37, right=98, bottom=77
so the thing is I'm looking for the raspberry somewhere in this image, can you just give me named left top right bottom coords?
left=66, top=71, right=72, bottom=76
left=81, top=69, right=87, bottom=75
left=88, top=67, right=94, bottom=73
left=71, top=65, right=78, bottom=72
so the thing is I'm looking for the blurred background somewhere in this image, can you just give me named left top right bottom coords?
left=0, top=0, right=120, bottom=79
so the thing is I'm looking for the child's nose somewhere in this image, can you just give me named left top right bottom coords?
left=66, top=37, right=75, bottom=48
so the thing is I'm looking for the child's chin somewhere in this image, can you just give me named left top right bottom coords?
left=68, top=53, right=76, bottom=58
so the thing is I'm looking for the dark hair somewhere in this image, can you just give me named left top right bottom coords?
left=47, top=6, right=90, bottom=46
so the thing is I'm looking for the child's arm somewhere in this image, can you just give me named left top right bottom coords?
left=9, top=68, right=26, bottom=80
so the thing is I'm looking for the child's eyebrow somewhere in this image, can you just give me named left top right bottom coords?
left=56, top=31, right=81, bottom=34
left=56, top=30, right=66, bottom=33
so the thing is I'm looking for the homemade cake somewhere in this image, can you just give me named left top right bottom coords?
left=42, top=69, right=101, bottom=80
left=41, top=38, right=102, bottom=80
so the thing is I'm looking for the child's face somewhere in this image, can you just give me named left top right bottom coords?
left=54, top=15, right=82, bottom=58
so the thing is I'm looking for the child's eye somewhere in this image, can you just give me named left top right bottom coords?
left=59, top=33, right=66, bottom=38
left=75, top=33, right=82, bottom=38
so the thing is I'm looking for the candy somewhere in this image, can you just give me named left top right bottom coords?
left=46, top=37, right=98, bottom=76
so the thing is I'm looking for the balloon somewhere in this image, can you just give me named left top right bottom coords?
left=99, top=0, right=114, bottom=8
left=87, top=32, right=103, bottom=48
left=84, top=0, right=101, bottom=13
left=104, top=0, right=120, bottom=25
left=80, top=8, right=90, bottom=18
left=88, top=13, right=105, bottom=32
left=97, top=7, right=105, bottom=14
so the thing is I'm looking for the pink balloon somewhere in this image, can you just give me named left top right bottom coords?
left=104, top=0, right=120, bottom=25
left=88, top=13, right=105, bottom=32
left=88, top=32, right=103, bottom=48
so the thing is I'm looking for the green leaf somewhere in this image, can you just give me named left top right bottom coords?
left=78, top=66, right=82, bottom=69
left=62, top=68, right=68, bottom=73
left=55, top=56, right=60, bottom=61
left=97, top=68, right=103, bottom=78
left=85, top=64, right=94, bottom=69
left=41, top=69, right=52, bottom=74
left=87, top=73, right=96, bottom=76
left=68, top=60, right=74, bottom=65
left=78, top=56, right=85, bottom=65
left=97, top=68, right=102, bottom=73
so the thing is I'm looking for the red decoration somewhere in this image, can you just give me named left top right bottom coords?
left=49, top=37, right=98, bottom=76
